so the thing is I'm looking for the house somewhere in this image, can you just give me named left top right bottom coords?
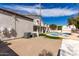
left=26, top=15, right=43, bottom=36
left=32, top=16, right=50, bottom=35
left=26, top=15, right=50, bottom=36
left=62, top=25, right=76, bottom=33
left=62, top=25, right=71, bottom=33
left=0, top=8, right=33, bottom=38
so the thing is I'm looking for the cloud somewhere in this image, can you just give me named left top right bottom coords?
left=41, top=8, right=79, bottom=17
left=0, top=4, right=79, bottom=17
left=15, top=6, right=79, bottom=17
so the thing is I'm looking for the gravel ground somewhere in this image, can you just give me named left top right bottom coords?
left=0, top=36, right=62, bottom=56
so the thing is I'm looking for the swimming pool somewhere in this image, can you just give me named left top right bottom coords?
left=48, top=32, right=70, bottom=37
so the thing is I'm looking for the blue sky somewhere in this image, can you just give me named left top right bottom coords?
left=0, top=3, right=79, bottom=25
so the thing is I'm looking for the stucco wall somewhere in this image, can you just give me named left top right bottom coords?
left=0, top=13, right=15, bottom=29
left=0, top=13, right=33, bottom=37
left=16, top=18, right=33, bottom=37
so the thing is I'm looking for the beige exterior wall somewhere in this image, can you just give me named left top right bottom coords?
left=16, top=18, right=33, bottom=37
left=0, top=13, right=15, bottom=29
left=0, top=13, right=33, bottom=37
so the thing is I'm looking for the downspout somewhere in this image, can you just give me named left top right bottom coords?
left=14, top=15, right=17, bottom=32
left=13, top=15, right=17, bottom=38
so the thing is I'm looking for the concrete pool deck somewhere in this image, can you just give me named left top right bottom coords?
left=63, top=33, right=79, bottom=40
left=5, top=36, right=62, bottom=56
left=47, top=31, right=79, bottom=40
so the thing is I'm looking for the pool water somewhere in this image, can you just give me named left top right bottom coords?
left=50, top=32, right=69, bottom=37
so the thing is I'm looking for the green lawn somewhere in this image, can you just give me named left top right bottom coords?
left=39, top=33, right=63, bottom=39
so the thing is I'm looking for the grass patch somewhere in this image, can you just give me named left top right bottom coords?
left=39, top=33, right=63, bottom=39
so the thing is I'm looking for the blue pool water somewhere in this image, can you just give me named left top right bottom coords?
left=50, top=32, right=69, bottom=37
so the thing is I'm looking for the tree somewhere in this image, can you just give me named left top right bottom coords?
left=49, top=24, right=57, bottom=30
left=58, top=26, right=62, bottom=30
left=74, top=16, right=79, bottom=28
left=68, top=17, right=75, bottom=25
left=68, top=16, right=79, bottom=29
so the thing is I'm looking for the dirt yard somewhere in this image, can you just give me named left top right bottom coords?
left=0, top=36, right=62, bottom=56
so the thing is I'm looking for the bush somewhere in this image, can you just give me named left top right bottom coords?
left=58, top=26, right=62, bottom=30
left=49, top=24, right=57, bottom=30
left=0, top=40, right=3, bottom=44
left=39, top=33, right=46, bottom=36
left=39, top=33, right=63, bottom=39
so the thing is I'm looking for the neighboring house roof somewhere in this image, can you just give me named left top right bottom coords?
left=0, top=8, right=33, bottom=21
left=25, top=14, right=40, bottom=19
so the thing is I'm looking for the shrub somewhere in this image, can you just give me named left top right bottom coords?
left=0, top=40, right=3, bottom=44
left=39, top=33, right=46, bottom=36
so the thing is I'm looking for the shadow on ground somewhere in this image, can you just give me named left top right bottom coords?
left=38, top=49, right=53, bottom=56
left=0, top=41, right=18, bottom=56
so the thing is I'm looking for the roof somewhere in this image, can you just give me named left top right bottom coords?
left=25, top=14, right=41, bottom=19
left=0, top=8, right=33, bottom=21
